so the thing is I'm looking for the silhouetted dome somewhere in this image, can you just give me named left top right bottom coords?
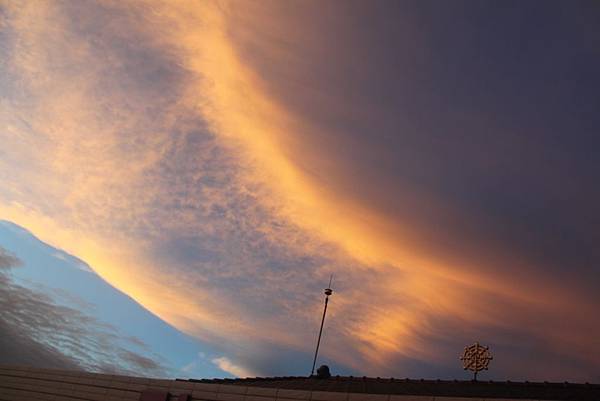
left=316, top=365, right=331, bottom=379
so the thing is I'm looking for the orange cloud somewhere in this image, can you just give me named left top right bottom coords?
left=1, top=0, right=597, bottom=381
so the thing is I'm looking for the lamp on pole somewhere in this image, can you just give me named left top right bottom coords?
left=310, top=275, right=333, bottom=376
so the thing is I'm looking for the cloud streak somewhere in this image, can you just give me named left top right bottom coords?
left=212, top=357, right=256, bottom=379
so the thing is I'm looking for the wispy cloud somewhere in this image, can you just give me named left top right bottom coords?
left=0, top=247, right=21, bottom=270
left=51, top=251, right=93, bottom=273
left=212, top=357, right=256, bottom=379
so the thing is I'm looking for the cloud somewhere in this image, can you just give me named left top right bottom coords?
left=0, top=247, right=21, bottom=270
left=119, top=350, right=163, bottom=373
left=0, top=246, right=166, bottom=376
left=0, top=0, right=598, bottom=382
left=51, top=251, right=94, bottom=273
left=180, top=361, right=197, bottom=374
left=211, top=357, right=256, bottom=379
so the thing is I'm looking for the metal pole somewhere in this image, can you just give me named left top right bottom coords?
left=473, top=344, right=478, bottom=381
left=311, top=294, right=329, bottom=376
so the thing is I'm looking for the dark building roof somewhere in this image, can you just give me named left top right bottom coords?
left=179, top=376, right=600, bottom=401
left=2, top=365, right=599, bottom=401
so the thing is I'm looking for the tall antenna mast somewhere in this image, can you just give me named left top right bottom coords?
left=310, top=274, right=333, bottom=376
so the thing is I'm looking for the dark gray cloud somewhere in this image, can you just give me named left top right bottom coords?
left=0, top=247, right=20, bottom=270
left=0, top=319, right=80, bottom=370
left=119, top=350, right=163, bottom=373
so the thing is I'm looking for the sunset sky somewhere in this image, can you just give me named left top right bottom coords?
left=1, top=0, right=599, bottom=382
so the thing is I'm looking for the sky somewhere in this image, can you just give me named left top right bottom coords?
left=0, top=220, right=229, bottom=378
left=1, top=0, right=599, bottom=382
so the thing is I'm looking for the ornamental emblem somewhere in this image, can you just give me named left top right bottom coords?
left=460, top=342, right=493, bottom=380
